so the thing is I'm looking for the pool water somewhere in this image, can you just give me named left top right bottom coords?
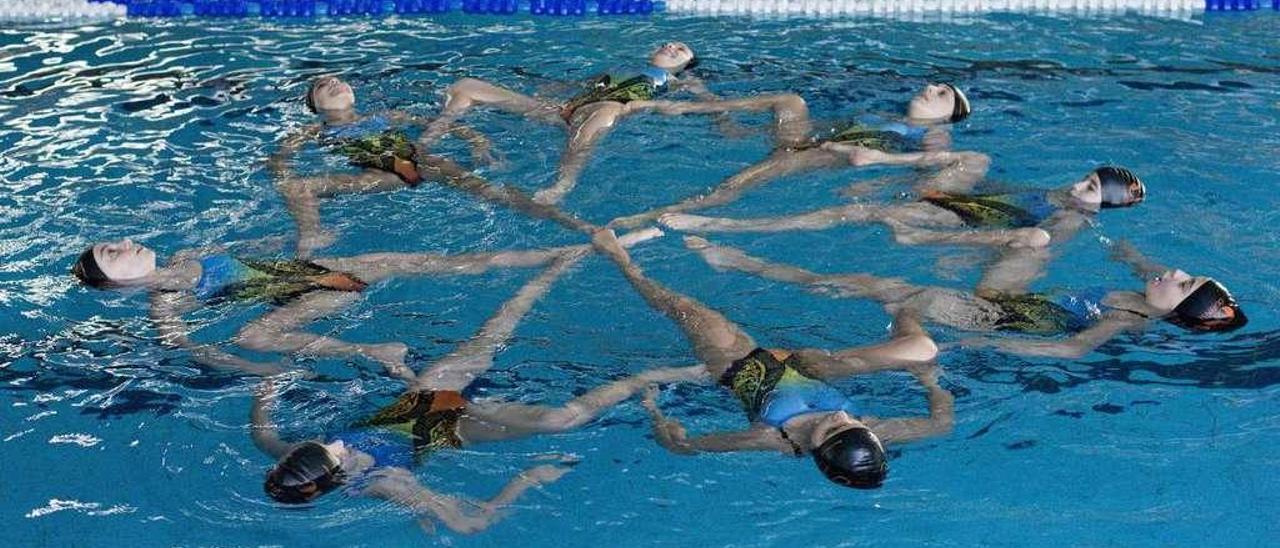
left=2, top=12, right=1279, bottom=547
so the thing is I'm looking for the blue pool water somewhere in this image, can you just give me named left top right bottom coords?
left=2, top=12, right=1279, bottom=547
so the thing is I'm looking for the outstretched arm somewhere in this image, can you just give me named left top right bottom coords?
left=960, top=310, right=1148, bottom=359
left=864, top=363, right=954, bottom=445
left=267, top=124, right=321, bottom=180
left=659, top=203, right=878, bottom=234
left=149, top=292, right=288, bottom=376
left=250, top=378, right=294, bottom=459
left=821, top=144, right=990, bottom=194
left=385, top=111, right=497, bottom=166
left=363, top=464, right=572, bottom=535
left=1109, top=239, right=1168, bottom=281
left=640, top=386, right=792, bottom=455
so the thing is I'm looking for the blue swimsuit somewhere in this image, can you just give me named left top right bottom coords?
left=721, top=348, right=859, bottom=430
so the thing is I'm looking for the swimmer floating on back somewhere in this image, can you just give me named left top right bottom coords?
left=271, top=75, right=498, bottom=256
left=69, top=232, right=654, bottom=378
left=590, top=229, right=953, bottom=489
left=418, top=42, right=723, bottom=205
left=611, top=83, right=979, bottom=229
left=252, top=232, right=701, bottom=533
left=659, top=165, right=1146, bottom=253
left=681, top=236, right=1246, bottom=359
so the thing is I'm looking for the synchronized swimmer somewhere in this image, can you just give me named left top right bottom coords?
left=68, top=41, right=1249, bottom=535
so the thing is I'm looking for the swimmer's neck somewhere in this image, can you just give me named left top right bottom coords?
left=1046, top=188, right=1098, bottom=213
left=779, top=413, right=836, bottom=452
left=318, top=108, right=360, bottom=125
left=1103, top=290, right=1163, bottom=316
left=142, top=259, right=204, bottom=292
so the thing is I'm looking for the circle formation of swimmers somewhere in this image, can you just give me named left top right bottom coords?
left=71, top=42, right=1247, bottom=534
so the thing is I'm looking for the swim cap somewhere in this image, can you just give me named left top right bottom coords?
left=304, top=81, right=318, bottom=113
left=1168, top=279, right=1247, bottom=332
left=71, top=247, right=110, bottom=288
left=1095, top=167, right=1146, bottom=209
left=812, top=426, right=888, bottom=489
left=942, top=83, right=971, bottom=123
left=264, top=442, right=345, bottom=504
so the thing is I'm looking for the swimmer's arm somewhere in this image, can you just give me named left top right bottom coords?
left=867, top=363, right=954, bottom=445
left=384, top=111, right=496, bottom=165
left=149, top=292, right=288, bottom=377
left=267, top=124, right=321, bottom=179
left=960, top=311, right=1145, bottom=359
left=1109, top=239, right=1168, bottom=280
left=640, top=387, right=790, bottom=454
left=250, top=378, right=293, bottom=459
left=658, top=76, right=750, bottom=137
left=365, top=465, right=571, bottom=535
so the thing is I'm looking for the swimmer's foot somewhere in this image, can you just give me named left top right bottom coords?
left=365, top=342, right=413, bottom=383
left=659, top=213, right=716, bottom=232
left=532, top=185, right=568, bottom=205
left=616, top=227, right=664, bottom=247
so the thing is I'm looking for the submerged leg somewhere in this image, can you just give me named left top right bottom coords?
left=534, top=102, right=627, bottom=205
left=415, top=152, right=595, bottom=234
left=592, top=229, right=756, bottom=377
left=787, top=311, right=938, bottom=381
left=278, top=171, right=407, bottom=258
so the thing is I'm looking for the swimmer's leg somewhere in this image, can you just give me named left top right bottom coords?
left=592, top=229, right=756, bottom=377
left=533, top=102, right=626, bottom=205
left=975, top=246, right=1053, bottom=298
left=419, top=78, right=564, bottom=152
left=681, top=235, right=919, bottom=305
left=412, top=248, right=588, bottom=392
left=414, top=152, right=595, bottom=234
left=278, top=170, right=408, bottom=258
left=459, top=365, right=710, bottom=441
left=635, top=94, right=812, bottom=148
left=883, top=218, right=1051, bottom=249
left=610, top=148, right=842, bottom=229
left=787, top=311, right=937, bottom=381
left=236, top=291, right=416, bottom=383
left=660, top=203, right=882, bottom=233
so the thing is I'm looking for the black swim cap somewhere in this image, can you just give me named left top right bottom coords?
left=1095, top=167, right=1146, bottom=209
left=1168, top=279, right=1247, bottom=332
left=264, top=442, right=345, bottom=504
left=812, top=426, right=888, bottom=489
left=942, top=84, right=971, bottom=123
left=71, top=247, right=110, bottom=288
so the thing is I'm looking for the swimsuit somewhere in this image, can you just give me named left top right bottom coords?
left=826, top=114, right=928, bottom=153
left=987, top=288, right=1109, bottom=334
left=320, top=115, right=421, bottom=185
left=193, top=254, right=366, bottom=305
left=720, top=348, right=859, bottom=430
left=561, top=66, right=670, bottom=121
left=360, top=389, right=467, bottom=455
left=922, top=190, right=1058, bottom=229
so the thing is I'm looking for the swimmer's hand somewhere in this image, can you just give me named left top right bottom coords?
left=519, top=463, right=573, bottom=485
left=641, top=386, right=697, bottom=455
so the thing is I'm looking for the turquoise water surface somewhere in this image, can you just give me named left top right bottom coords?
left=1, top=12, right=1278, bottom=547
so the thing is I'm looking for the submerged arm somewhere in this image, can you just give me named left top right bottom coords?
left=267, top=124, right=321, bottom=180
left=363, top=464, right=571, bottom=535
left=961, top=310, right=1148, bottom=359
left=821, top=144, right=990, bottom=193
left=640, top=387, right=791, bottom=455
left=865, top=363, right=954, bottom=445
left=1109, top=239, right=1168, bottom=281
left=149, top=292, right=287, bottom=376
left=387, top=111, right=495, bottom=164
left=250, top=378, right=293, bottom=459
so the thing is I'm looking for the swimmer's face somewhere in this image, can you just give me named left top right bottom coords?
left=907, top=83, right=958, bottom=121
left=650, top=42, right=695, bottom=72
left=309, top=76, right=355, bottom=113
left=1145, top=269, right=1211, bottom=312
left=810, top=410, right=868, bottom=449
left=92, top=239, right=156, bottom=283
left=1069, top=171, right=1104, bottom=208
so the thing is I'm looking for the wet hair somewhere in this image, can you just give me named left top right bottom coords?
left=682, top=55, right=699, bottom=72
left=264, top=442, right=346, bottom=504
left=942, top=83, right=971, bottom=123
left=304, top=78, right=322, bottom=113
left=71, top=247, right=110, bottom=288
left=1168, top=279, right=1247, bottom=332
left=812, top=426, right=888, bottom=489
left=1095, top=166, right=1146, bottom=209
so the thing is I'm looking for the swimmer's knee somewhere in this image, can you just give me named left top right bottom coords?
left=776, top=94, right=807, bottom=113
left=542, top=404, right=589, bottom=431
left=899, top=334, right=939, bottom=363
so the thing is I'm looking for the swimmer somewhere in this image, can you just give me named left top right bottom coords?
left=271, top=75, right=499, bottom=256
left=252, top=243, right=703, bottom=534
left=657, top=166, right=1146, bottom=253
left=682, top=236, right=1247, bottom=359
left=70, top=229, right=659, bottom=378
left=590, top=229, right=953, bottom=488
left=419, top=42, right=724, bottom=205
left=611, top=83, right=978, bottom=229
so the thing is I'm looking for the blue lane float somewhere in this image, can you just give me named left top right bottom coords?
left=85, top=0, right=663, bottom=16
